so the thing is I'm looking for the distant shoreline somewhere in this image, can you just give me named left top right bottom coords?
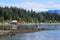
left=0, top=22, right=60, bottom=25
left=18, top=22, right=60, bottom=24
left=12, top=22, right=60, bottom=24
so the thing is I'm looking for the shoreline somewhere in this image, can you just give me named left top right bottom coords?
left=22, top=23, right=60, bottom=24
left=0, top=28, right=49, bottom=36
left=0, top=22, right=60, bottom=36
left=0, top=22, right=60, bottom=25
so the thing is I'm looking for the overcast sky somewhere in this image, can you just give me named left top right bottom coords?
left=0, top=0, right=60, bottom=12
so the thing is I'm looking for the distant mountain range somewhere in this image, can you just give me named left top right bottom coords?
left=47, top=10, right=60, bottom=14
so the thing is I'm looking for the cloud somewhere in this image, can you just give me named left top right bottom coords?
left=0, top=2, right=60, bottom=12
left=47, top=2, right=54, bottom=5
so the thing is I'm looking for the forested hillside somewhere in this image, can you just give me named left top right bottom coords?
left=0, top=7, right=60, bottom=23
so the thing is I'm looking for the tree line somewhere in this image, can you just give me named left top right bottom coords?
left=0, top=7, right=60, bottom=23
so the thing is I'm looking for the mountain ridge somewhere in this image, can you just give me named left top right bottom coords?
left=48, top=10, right=60, bottom=14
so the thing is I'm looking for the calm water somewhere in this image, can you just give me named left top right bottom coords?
left=19, top=23, right=60, bottom=29
left=0, top=24, right=60, bottom=40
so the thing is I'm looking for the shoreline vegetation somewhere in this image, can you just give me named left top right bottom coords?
left=0, top=23, right=60, bottom=26
left=0, top=7, right=60, bottom=24
left=0, top=22, right=60, bottom=24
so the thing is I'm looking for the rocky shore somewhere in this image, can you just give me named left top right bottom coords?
left=0, top=30, right=12, bottom=36
left=0, top=28, right=49, bottom=36
left=0, top=23, right=59, bottom=36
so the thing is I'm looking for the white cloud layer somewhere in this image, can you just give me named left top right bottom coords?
left=0, top=2, right=60, bottom=12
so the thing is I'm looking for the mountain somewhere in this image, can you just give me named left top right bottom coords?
left=48, top=10, right=60, bottom=14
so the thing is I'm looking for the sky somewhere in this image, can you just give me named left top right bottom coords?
left=0, top=0, right=60, bottom=12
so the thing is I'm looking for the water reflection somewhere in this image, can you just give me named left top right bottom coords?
left=19, top=24, right=60, bottom=30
